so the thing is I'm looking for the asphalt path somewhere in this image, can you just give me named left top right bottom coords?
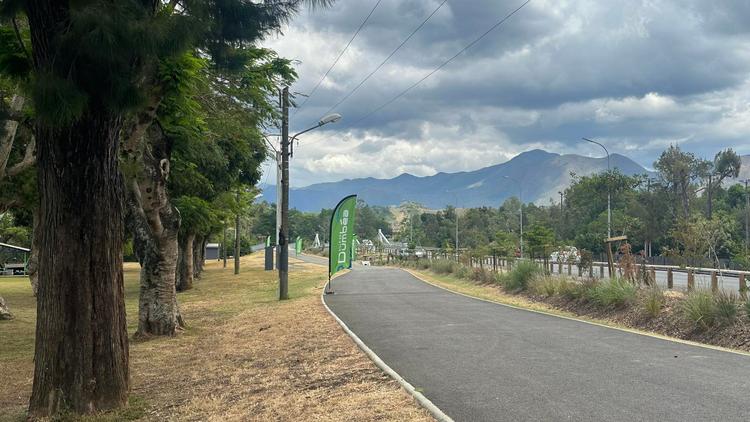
left=324, top=266, right=750, bottom=422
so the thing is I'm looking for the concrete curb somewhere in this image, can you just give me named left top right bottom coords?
left=321, top=291, right=454, bottom=422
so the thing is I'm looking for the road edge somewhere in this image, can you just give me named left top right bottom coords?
left=403, top=268, right=750, bottom=357
left=320, top=291, right=454, bottom=422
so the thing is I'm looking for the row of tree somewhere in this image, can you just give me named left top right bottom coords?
left=0, top=0, right=332, bottom=417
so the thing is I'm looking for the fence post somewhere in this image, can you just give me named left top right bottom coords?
left=567, top=263, right=572, bottom=276
left=577, top=265, right=582, bottom=277
left=667, top=268, right=673, bottom=289
left=649, top=268, right=656, bottom=286
left=710, top=271, right=718, bottom=293
left=740, top=274, right=747, bottom=299
left=687, top=270, right=695, bottom=292
left=599, top=264, right=604, bottom=279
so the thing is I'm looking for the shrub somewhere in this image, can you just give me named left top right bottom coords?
left=588, top=278, right=637, bottom=309
left=529, top=276, right=558, bottom=297
left=430, top=260, right=456, bottom=275
left=471, top=267, right=493, bottom=283
left=504, top=261, right=542, bottom=292
left=681, top=290, right=716, bottom=329
left=714, top=291, right=739, bottom=326
left=455, top=264, right=471, bottom=280
left=558, top=278, right=594, bottom=301
left=745, top=300, right=750, bottom=321
left=641, top=286, right=664, bottom=318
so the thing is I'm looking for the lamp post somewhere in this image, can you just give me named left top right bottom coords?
left=582, top=137, right=611, bottom=239
left=279, top=86, right=342, bottom=300
left=503, top=175, right=523, bottom=259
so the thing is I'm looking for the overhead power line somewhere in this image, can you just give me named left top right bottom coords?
left=352, top=0, right=532, bottom=125
left=295, top=0, right=383, bottom=114
left=320, top=0, right=449, bottom=118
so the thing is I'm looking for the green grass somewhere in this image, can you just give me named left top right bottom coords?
left=714, top=291, right=739, bottom=326
left=503, top=261, right=541, bottom=292
left=641, top=286, right=665, bottom=318
left=528, top=275, right=559, bottom=297
left=587, top=278, right=637, bottom=309
left=681, top=290, right=716, bottom=330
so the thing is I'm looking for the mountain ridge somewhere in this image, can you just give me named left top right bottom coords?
left=260, top=149, right=656, bottom=211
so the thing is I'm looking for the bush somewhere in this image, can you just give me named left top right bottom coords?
left=455, top=264, right=471, bottom=280
left=430, top=259, right=456, bottom=275
left=641, top=286, right=664, bottom=318
left=529, top=276, right=558, bottom=297
left=558, top=278, right=595, bottom=301
left=588, top=278, right=637, bottom=308
left=681, top=290, right=716, bottom=329
left=714, top=291, right=739, bottom=326
left=504, top=261, right=542, bottom=292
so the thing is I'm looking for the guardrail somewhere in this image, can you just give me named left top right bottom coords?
left=405, top=251, right=749, bottom=294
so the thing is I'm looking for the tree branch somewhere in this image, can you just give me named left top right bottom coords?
left=7, top=135, right=36, bottom=177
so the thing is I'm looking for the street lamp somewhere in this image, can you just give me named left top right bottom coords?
left=582, top=137, right=611, bottom=239
left=279, top=85, right=341, bottom=300
left=503, top=175, right=523, bottom=259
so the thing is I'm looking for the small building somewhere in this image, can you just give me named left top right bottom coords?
left=205, top=243, right=221, bottom=260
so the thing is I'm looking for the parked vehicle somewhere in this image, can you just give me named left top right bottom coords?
left=550, top=246, right=581, bottom=263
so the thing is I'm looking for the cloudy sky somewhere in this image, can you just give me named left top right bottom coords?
left=261, top=0, right=750, bottom=187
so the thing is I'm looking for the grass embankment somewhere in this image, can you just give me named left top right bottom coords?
left=400, top=259, right=750, bottom=353
left=0, top=254, right=432, bottom=422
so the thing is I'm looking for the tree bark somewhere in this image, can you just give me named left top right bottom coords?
left=177, top=232, right=195, bottom=291
left=123, top=123, right=183, bottom=337
left=0, top=295, right=12, bottom=320
left=192, top=235, right=206, bottom=278
left=28, top=110, right=129, bottom=416
left=27, top=208, right=40, bottom=296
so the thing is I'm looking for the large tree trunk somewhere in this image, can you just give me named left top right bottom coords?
left=123, top=124, right=183, bottom=337
left=0, top=295, right=11, bottom=320
left=27, top=208, right=40, bottom=296
left=28, top=110, right=129, bottom=416
left=177, top=232, right=196, bottom=291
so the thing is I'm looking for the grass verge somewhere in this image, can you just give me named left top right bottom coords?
left=0, top=254, right=432, bottom=422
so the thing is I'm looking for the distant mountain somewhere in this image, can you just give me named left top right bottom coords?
left=260, top=149, right=652, bottom=212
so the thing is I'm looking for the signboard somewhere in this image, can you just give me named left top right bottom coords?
left=328, top=194, right=357, bottom=281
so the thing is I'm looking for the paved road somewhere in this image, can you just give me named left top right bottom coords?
left=324, top=267, right=750, bottom=422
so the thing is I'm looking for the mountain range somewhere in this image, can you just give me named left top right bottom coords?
left=259, top=149, right=663, bottom=212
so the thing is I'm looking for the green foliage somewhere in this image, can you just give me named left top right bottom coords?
left=714, top=291, right=739, bottom=326
left=681, top=291, right=716, bottom=329
left=174, top=196, right=217, bottom=236
left=641, top=286, right=664, bottom=318
left=504, top=261, right=541, bottom=292
left=744, top=300, right=750, bottom=321
left=430, top=259, right=457, bottom=275
left=528, top=275, right=558, bottom=297
left=587, top=278, right=637, bottom=308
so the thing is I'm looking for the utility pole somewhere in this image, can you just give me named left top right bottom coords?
left=279, top=87, right=290, bottom=300
left=234, top=191, right=240, bottom=275
left=583, top=138, right=611, bottom=238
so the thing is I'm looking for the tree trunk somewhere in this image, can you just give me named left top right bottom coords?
left=193, top=235, right=206, bottom=278
left=123, top=123, right=183, bottom=337
left=0, top=295, right=11, bottom=320
left=27, top=208, right=40, bottom=296
left=28, top=110, right=129, bottom=416
left=177, top=232, right=196, bottom=291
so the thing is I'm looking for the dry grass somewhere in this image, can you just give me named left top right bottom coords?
left=0, top=255, right=432, bottom=422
